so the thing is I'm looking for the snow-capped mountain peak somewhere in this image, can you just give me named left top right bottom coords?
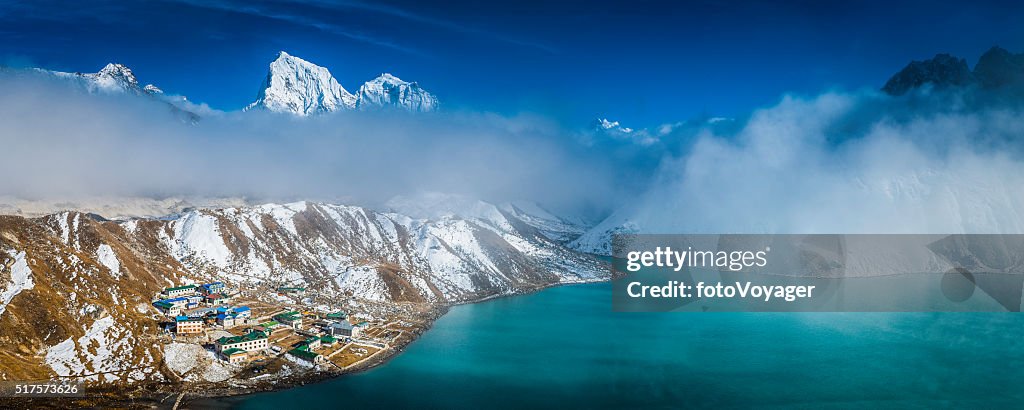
left=41, top=62, right=141, bottom=94
left=356, top=73, right=439, bottom=112
left=23, top=62, right=200, bottom=123
left=93, top=63, right=139, bottom=91
left=246, top=51, right=438, bottom=115
left=593, top=118, right=633, bottom=133
left=246, top=51, right=357, bottom=116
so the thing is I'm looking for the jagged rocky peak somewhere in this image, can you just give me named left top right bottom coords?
left=882, top=53, right=974, bottom=95
left=974, top=46, right=1024, bottom=89
left=882, top=47, right=1024, bottom=95
left=247, top=51, right=438, bottom=115
left=23, top=62, right=199, bottom=122
left=92, top=63, right=139, bottom=91
left=247, top=51, right=357, bottom=116
left=356, top=73, right=439, bottom=112
left=47, top=62, right=142, bottom=94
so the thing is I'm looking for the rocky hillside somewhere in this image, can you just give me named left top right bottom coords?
left=0, top=199, right=605, bottom=385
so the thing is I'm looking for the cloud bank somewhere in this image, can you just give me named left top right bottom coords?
left=605, top=88, right=1024, bottom=236
left=6, top=68, right=1024, bottom=236
left=0, top=73, right=630, bottom=216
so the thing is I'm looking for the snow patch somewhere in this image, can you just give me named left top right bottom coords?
left=0, top=249, right=34, bottom=317
left=95, top=244, right=122, bottom=278
left=44, top=315, right=135, bottom=382
left=163, top=342, right=204, bottom=376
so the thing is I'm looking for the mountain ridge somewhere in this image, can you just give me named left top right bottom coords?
left=883, top=46, right=1024, bottom=95
left=27, top=62, right=201, bottom=123
left=247, top=51, right=438, bottom=115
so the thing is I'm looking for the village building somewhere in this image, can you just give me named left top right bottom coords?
left=153, top=301, right=181, bottom=316
left=232, top=306, right=251, bottom=319
left=205, top=293, right=229, bottom=306
left=216, top=330, right=269, bottom=353
left=274, top=311, right=303, bottom=329
left=185, top=295, right=204, bottom=308
left=287, top=348, right=325, bottom=365
left=277, top=286, right=306, bottom=295
left=187, top=307, right=218, bottom=318
left=259, top=321, right=285, bottom=334
left=320, top=335, right=337, bottom=347
left=217, top=313, right=238, bottom=328
left=175, top=317, right=205, bottom=335
left=221, top=348, right=247, bottom=364
left=153, top=297, right=189, bottom=316
left=161, top=284, right=198, bottom=298
left=200, top=282, right=225, bottom=295
left=302, top=336, right=321, bottom=350
left=327, top=321, right=353, bottom=337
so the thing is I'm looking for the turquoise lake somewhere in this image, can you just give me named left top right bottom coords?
left=224, top=282, right=1024, bottom=408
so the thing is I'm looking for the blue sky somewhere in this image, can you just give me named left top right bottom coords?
left=1, top=0, right=1023, bottom=128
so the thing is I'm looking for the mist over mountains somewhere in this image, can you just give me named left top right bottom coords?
left=573, top=46, right=1024, bottom=253
left=3, top=46, right=1024, bottom=250
left=4, top=44, right=1024, bottom=385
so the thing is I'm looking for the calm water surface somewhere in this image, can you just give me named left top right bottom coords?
left=222, top=282, right=1024, bottom=408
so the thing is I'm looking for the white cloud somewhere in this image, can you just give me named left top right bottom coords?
left=0, top=73, right=619, bottom=216
left=614, top=90, right=1024, bottom=234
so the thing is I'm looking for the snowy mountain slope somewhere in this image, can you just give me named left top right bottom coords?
left=356, top=73, right=438, bottom=112
left=246, top=51, right=357, bottom=115
left=45, top=63, right=145, bottom=94
left=247, top=51, right=437, bottom=115
left=160, top=200, right=605, bottom=302
left=0, top=198, right=605, bottom=386
left=498, top=201, right=588, bottom=244
left=569, top=203, right=643, bottom=256
left=30, top=62, right=200, bottom=122
left=0, top=213, right=179, bottom=383
left=386, top=194, right=586, bottom=244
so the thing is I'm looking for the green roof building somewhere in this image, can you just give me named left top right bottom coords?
left=216, top=330, right=269, bottom=352
left=287, top=348, right=323, bottom=364
left=273, top=311, right=303, bottom=328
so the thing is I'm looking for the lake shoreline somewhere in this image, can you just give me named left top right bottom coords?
left=194, top=277, right=609, bottom=406
left=18, top=277, right=609, bottom=409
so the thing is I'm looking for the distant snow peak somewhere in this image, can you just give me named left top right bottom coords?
left=248, top=51, right=437, bottom=115
left=595, top=118, right=633, bottom=133
left=26, top=62, right=200, bottom=123
left=246, top=51, right=356, bottom=116
left=45, top=62, right=141, bottom=94
left=356, top=73, right=438, bottom=112
left=93, top=63, right=139, bottom=91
